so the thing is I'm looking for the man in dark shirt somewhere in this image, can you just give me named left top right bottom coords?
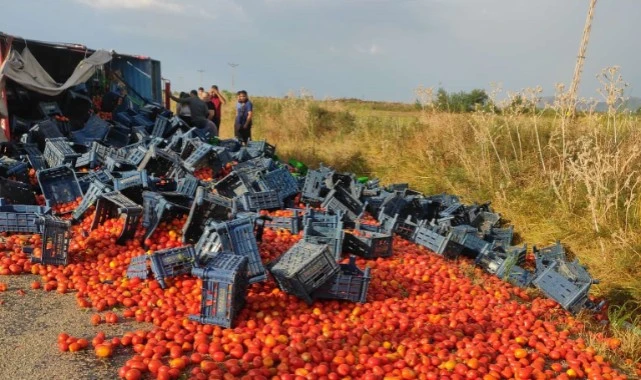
left=169, top=90, right=218, bottom=137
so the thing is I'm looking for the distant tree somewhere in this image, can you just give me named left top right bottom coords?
left=435, top=88, right=489, bottom=113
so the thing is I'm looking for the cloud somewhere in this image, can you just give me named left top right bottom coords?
left=355, top=43, right=382, bottom=55
left=73, top=0, right=183, bottom=12
left=109, top=24, right=188, bottom=41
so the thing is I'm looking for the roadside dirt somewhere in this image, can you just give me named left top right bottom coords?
left=0, top=274, right=150, bottom=380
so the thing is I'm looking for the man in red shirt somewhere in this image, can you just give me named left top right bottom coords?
left=209, top=85, right=227, bottom=130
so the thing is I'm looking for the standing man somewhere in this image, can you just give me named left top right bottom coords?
left=234, top=90, right=253, bottom=145
left=169, top=90, right=218, bottom=138
left=209, top=85, right=227, bottom=131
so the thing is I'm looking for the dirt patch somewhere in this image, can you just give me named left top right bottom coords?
left=0, top=274, right=150, bottom=380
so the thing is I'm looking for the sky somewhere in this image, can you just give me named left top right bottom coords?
left=1, top=0, right=640, bottom=102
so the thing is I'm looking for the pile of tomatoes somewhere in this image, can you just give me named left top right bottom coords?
left=1, top=194, right=640, bottom=379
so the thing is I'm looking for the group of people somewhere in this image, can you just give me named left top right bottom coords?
left=169, top=86, right=253, bottom=144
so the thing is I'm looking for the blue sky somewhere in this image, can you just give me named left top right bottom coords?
left=2, top=0, right=640, bottom=102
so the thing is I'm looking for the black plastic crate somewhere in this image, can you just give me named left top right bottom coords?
left=70, top=115, right=110, bottom=146
left=103, top=124, right=130, bottom=148
left=0, top=156, right=28, bottom=177
left=311, top=255, right=371, bottom=303
left=342, top=229, right=393, bottom=259
left=176, top=175, right=200, bottom=198
left=233, top=190, right=283, bottom=212
left=300, top=169, right=329, bottom=205
left=142, top=191, right=191, bottom=241
left=214, top=172, right=248, bottom=198
left=149, top=246, right=196, bottom=288
left=0, top=177, right=36, bottom=205
left=90, top=191, right=143, bottom=244
left=22, top=143, right=47, bottom=171
left=38, top=102, right=62, bottom=118
left=182, top=187, right=233, bottom=244
left=260, top=167, right=299, bottom=202
left=127, top=254, right=150, bottom=280
left=246, top=140, right=276, bottom=158
left=321, top=184, right=365, bottom=221
left=76, top=169, right=114, bottom=193
left=36, top=166, right=83, bottom=207
left=31, top=215, right=71, bottom=266
left=137, top=145, right=182, bottom=178
left=189, top=253, right=249, bottom=328
left=210, top=217, right=267, bottom=284
left=72, top=180, right=112, bottom=220
left=269, top=241, right=340, bottom=305
left=43, top=138, right=81, bottom=168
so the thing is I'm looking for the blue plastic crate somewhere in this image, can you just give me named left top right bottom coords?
left=76, top=169, right=114, bottom=193
left=103, top=123, right=130, bottom=148
left=189, top=253, right=249, bottom=328
left=246, top=140, right=276, bottom=158
left=183, top=187, right=232, bottom=244
left=532, top=260, right=596, bottom=314
left=0, top=177, right=36, bottom=205
left=150, top=115, right=175, bottom=138
left=43, top=138, right=81, bottom=168
left=210, top=217, right=267, bottom=284
left=321, top=184, right=365, bottom=221
left=114, top=112, right=135, bottom=127
left=300, top=169, right=329, bottom=205
left=303, top=218, right=344, bottom=261
left=342, top=229, right=393, bottom=259
left=269, top=241, right=340, bottom=305
left=214, top=172, right=249, bottom=199
left=90, top=191, right=143, bottom=244
left=150, top=246, right=197, bottom=288
left=30, top=215, right=71, bottom=266
left=233, top=190, right=282, bottom=212
left=183, top=144, right=215, bottom=172
left=0, top=156, right=28, bottom=177
left=133, top=114, right=155, bottom=130
left=127, top=254, right=150, bottom=280
left=486, top=226, right=514, bottom=249
left=72, top=180, right=112, bottom=221
left=195, top=220, right=223, bottom=261
left=38, top=102, right=62, bottom=117
left=263, top=209, right=303, bottom=234
left=0, top=209, right=43, bottom=234
left=137, top=145, right=182, bottom=178
left=412, top=227, right=462, bottom=259
left=70, top=115, right=110, bottom=146
left=142, top=191, right=191, bottom=242
left=22, top=143, right=47, bottom=171
left=36, top=166, right=83, bottom=207
left=260, top=167, right=299, bottom=202
left=311, top=255, right=371, bottom=303
left=175, top=175, right=200, bottom=198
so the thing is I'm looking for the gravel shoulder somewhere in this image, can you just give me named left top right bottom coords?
left=0, top=274, right=149, bottom=380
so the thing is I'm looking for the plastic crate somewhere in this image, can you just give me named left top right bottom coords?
left=303, top=219, right=345, bottom=261
left=150, top=115, right=176, bottom=138
left=0, top=177, right=36, bottom=205
left=72, top=180, right=112, bottom=220
left=209, top=217, right=267, bottom=284
left=321, top=185, right=365, bottom=221
left=189, top=253, right=249, bottom=328
left=450, top=229, right=494, bottom=260
left=300, top=169, right=329, bottom=205
left=113, top=170, right=150, bottom=192
left=30, top=120, right=63, bottom=149
left=76, top=169, right=114, bottom=193
left=269, top=241, right=340, bottom=305
left=471, top=211, right=501, bottom=233
left=36, top=166, right=83, bottom=207
left=90, top=191, right=143, bottom=245
left=246, top=140, right=276, bottom=158
left=215, top=138, right=241, bottom=152
left=0, top=207, right=44, bottom=234
left=487, top=226, right=514, bottom=248
left=378, top=192, right=409, bottom=219
left=126, top=254, right=150, bottom=280
left=534, top=241, right=566, bottom=269
left=142, top=191, right=191, bottom=241
left=311, top=255, right=371, bottom=303
left=43, top=138, right=81, bottom=168
left=150, top=246, right=197, bottom=288
left=70, top=115, right=110, bottom=146
left=38, top=102, right=62, bottom=117
left=182, top=187, right=232, bottom=244
left=133, top=114, right=155, bottom=130
left=114, top=112, right=134, bottom=127
left=195, top=220, right=223, bottom=260
left=302, top=207, right=343, bottom=227
left=260, top=167, right=300, bottom=202
left=137, top=145, right=182, bottom=177
left=532, top=261, right=595, bottom=314
left=31, top=215, right=71, bottom=266
left=412, top=227, right=462, bottom=259
left=22, top=143, right=47, bottom=171
left=103, top=124, right=130, bottom=148
left=390, top=213, right=419, bottom=238
left=182, top=144, right=213, bottom=172
left=123, top=145, right=148, bottom=166
left=0, top=156, right=28, bottom=177
left=175, top=175, right=200, bottom=198
left=233, top=190, right=282, bottom=212
left=342, top=229, right=393, bottom=259
left=133, top=126, right=150, bottom=143
left=264, top=209, right=303, bottom=234
left=476, top=245, right=526, bottom=277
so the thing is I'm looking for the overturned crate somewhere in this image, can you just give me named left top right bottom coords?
left=142, top=191, right=192, bottom=242
left=532, top=259, right=598, bottom=314
left=311, top=255, right=371, bottom=303
left=72, top=180, right=112, bottom=220
left=259, top=167, right=300, bottom=202
left=0, top=199, right=49, bottom=234
left=189, top=253, right=249, bottom=328
left=150, top=246, right=197, bottom=289
left=263, top=209, right=303, bottom=234
left=233, top=190, right=282, bottom=212
left=30, top=215, right=71, bottom=266
left=321, top=181, right=365, bottom=222
left=300, top=168, right=330, bottom=206
left=182, top=187, right=233, bottom=244
left=269, top=241, right=340, bottom=305
left=412, top=225, right=462, bottom=259
left=302, top=217, right=345, bottom=261
left=0, top=177, right=37, bottom=205
left=342, top=229, right=393, bottom=260
left=43, top=137, right=81, bottom=168
left=127, top=254, right=150, bottom=280
left=90, top=191, right=143, bottom=244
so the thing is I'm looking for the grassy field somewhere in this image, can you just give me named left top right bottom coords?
left=192, top=86, right=641, bottom=365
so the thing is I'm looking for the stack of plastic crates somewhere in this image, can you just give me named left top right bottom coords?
left=269, top=241, right=340, bottom=305
left=189, top=253, right=249, bottom=328
left=311, top=255, right=371, bottom=303
left=142, top=191, right=192, bottom=242
left=43, top=137, right=81, bottom=168
left=207, top=217, right=267, bottom=284
left=90, top=191, right=143, bottom=244
left=36, top=166, right=83, bottom=209
left=342, top=228, right=393, bottom=260
left=150, top=246, right=196, bottom=288
left=182, top=187, right=232, bottom=244
left=31, top=215, right=71, bottom=266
